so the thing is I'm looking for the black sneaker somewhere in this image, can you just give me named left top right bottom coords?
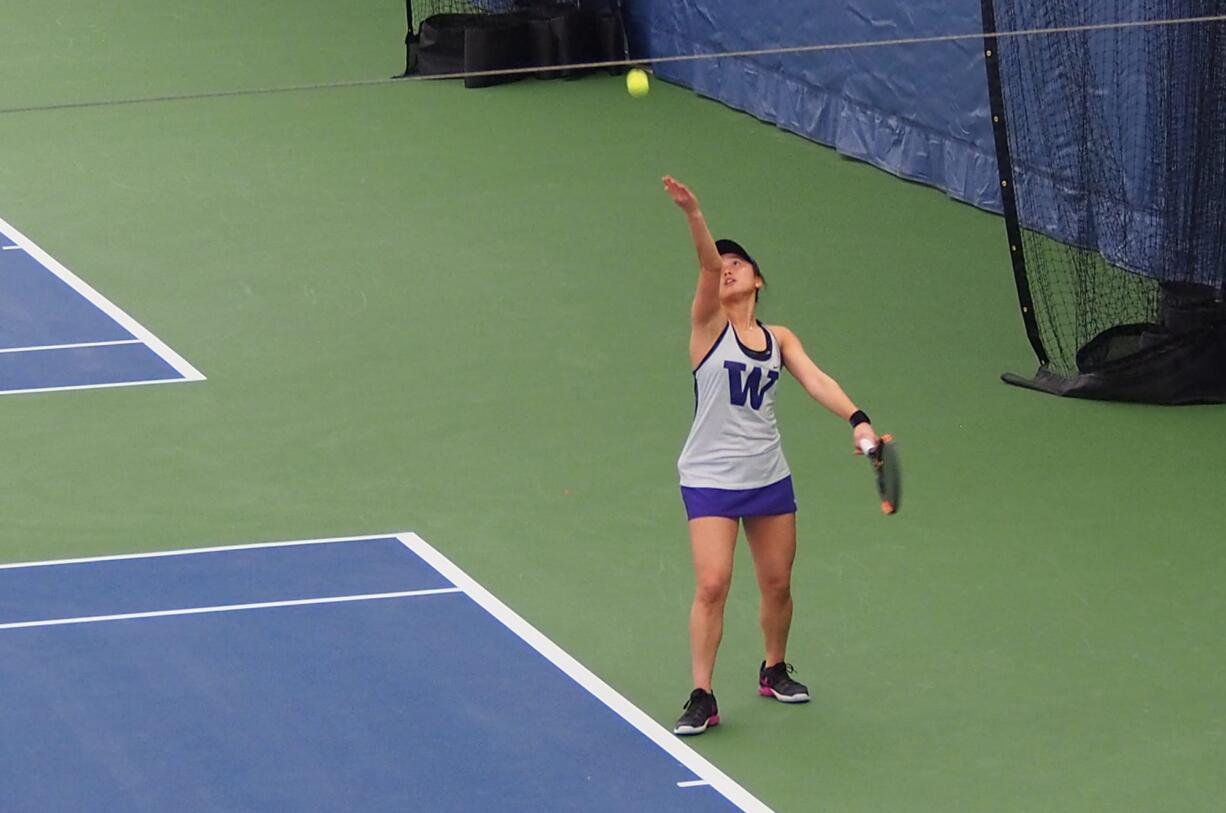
left=758, top=661, right=810, bottom=703
left=673, top=688, right=719, bottom=735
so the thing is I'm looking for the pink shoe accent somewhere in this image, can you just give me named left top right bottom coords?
left=758, top=685, right=775, bottom=697
left=707, top=715, right=720, bottom=727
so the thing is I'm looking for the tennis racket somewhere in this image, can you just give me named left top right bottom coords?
left=857, top=434, right=901, bottom=515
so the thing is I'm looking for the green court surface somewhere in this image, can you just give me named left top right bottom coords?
left=1, top=3, right=1222, bottom=810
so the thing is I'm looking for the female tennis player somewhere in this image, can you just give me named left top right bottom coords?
left=663, top=176, right=878, bottom=736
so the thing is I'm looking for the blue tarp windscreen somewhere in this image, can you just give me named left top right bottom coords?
left=623, top=0, right=1003, bottom=211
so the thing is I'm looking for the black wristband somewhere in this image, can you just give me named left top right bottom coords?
left=849, top=409, right=871, bottom=428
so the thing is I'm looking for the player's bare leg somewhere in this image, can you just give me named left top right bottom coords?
left=687, top=516, right=738, bottom=691
left=744, top=512, right=796, bottom=663
left=745, top=512, right=810, bottom=702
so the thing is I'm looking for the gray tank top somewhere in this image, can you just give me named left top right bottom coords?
left=677, top=321, right=791, bottom=489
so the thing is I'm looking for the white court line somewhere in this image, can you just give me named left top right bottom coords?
left=0, top=214, right=205, bottom=386
left=0, top=531, right=402, bottom=570
left=397, top=532, right=775, bottom=813
left=0, top=587, right=462, bottom=630
left=678, top=780, right=712, bottom=788
left=1, top=244, right=21, bottom=250
left=0, top=376, right=199, bottom=398
left=0, top=339, right=142, bottom=355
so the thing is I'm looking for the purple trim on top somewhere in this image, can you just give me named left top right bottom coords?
left=692, top=323, right=730, bottom=374
left=733, top=321, right=772, bottom=361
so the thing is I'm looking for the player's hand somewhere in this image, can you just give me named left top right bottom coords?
left=853, top=423, right=879, bottom=455
left=662, top=176, right=700, bottom=215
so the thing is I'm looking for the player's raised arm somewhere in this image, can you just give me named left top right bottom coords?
left=773, top=325, right=879, bottom=450
left=662, top=176, right=723, bottom=327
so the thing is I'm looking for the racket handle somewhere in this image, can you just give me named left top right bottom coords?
left=858, top=438, right=876, bottom=456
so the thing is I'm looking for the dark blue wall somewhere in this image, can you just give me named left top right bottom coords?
left=622, top=0, right=1003, bottom=212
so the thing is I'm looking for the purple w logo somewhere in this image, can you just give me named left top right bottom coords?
left=724, top=361, right=778, bottom=410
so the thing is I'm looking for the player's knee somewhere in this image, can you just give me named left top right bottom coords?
left=694, top=578, right=731, bottom=607
left=759, top=575, right=791, bottom=603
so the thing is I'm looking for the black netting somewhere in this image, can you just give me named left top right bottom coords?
left=402, top=1, right=625, bottom=84
left=985, top=2, right=1226, bottom=403
left=408, top=1, right=570, bottom=35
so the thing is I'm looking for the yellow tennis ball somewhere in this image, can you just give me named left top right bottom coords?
left=626, top=68, right=650, bottom=98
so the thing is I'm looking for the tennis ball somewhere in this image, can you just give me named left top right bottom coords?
left=626, top=68, right=650, bottom=98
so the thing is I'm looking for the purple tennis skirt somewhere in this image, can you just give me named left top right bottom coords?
left=680, top=476, right=797, bottom=520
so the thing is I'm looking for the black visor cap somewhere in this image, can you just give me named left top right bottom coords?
left=714, top=239, right=761, bottom=277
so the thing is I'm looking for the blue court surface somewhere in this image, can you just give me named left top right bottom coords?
left=0, top=533, right=769, bottom=812
left=0, top=216, right=203, bottom=396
